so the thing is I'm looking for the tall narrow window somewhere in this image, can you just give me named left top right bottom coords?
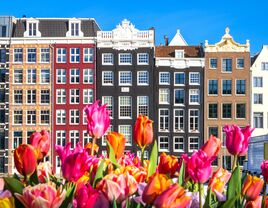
left=70, top=69, right=80, bottom=83
left=159, top=109, right=169, bottom=132
left=41, top=69, right=50, bottom=84
left=222, top=58, right=232, bottom=72
left=27, top=69, right=36, bottom=84
left=56, top=69, right=66, bottom=84
left=83, top=69, right=93, bottom=84
left=102, top=96, right=113, bottom=118
left=189, top=109, right=199, bottom=132
left=83, top=89, right=93, bottom=104
left=29, top=23, right=37, bottom=36
left=119, top=96, right=132, bottom=118
left=27, top=48, right=36, bottom=63
left=40, top=48, right=50, bottom=63
left=137, top=96, right=149, bottom=116
left=174, top=109, right=184, bottom=132
left=57, top=48, right=66, bottom=63
left=14, top=48, right=23, bottom=63
left=159, top=89, right=170, bottom=104
left=71, top=23, right=79, bottom=36
left=236, top=80, right=246, bottom=95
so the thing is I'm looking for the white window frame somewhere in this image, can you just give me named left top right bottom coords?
left=253, top=112, right=263, bottom=128
left=27, top=48, right=36, bottom=63
left=137, top=96, right=149, bottom=116
left=13, top=69, right=23, bottom=84
left=175, top=50, right=184, bottom=58
left=235, top=79, right=246, bottom=95
left=13, top=89, right=23, bottom=104
left=70, top=130, right=80, bottom=149
left=102, top=53, right=114, bottom=65
left=158, top=136, right=169, bottom=152
left=102, top=125, right=113, bottom=146
left=209, top=58, right=218, bottom=69
left=173, top=136, right=184, bottom=152
left=208, top=79, right=218, bottom=95
left=70, top=48, right=80, bottom=63
left=83, top=69, right=93, bottom=84
left=102, top=96, right=113, bottom=119
left=119, top=71, right=132, bottom=86
left=40, top=110, right=50, bottom=124
left=119, top=125, right=132, bottom=146
left=119, top=53, right=132, bottom=65
left=70, top=89, right=80, bottom=104
left=56, top=109, right=66, bottom=125
left=221, top=79, right=232, bottom=95
left=102, top=71, right=114, bottom=86
left=13, top=110, right=23, bottom=125
left=83, top=130, right=92, bottom=147
left=83, top=48, right=94, bottom=63
left=13, top=131, right=22, bottom=149
left=40, top=69, right=50, bottom=84
left=189, top=137, right=199, bottom=152
left=189, top=72, right=200, bottom=85
left=26, top=89, right=36, bottom=104
left=70, top=109, right=80, bottom=125
left=253, top=77, right=263, bottom=88
left=56, top=89, right=66, bottom=104
left=137, top=71, right=149, bottom=86
left=27, top=69, right=36, bottom=84
left=189, top=89, right=200, bottom=105
left=159, top=88, right=170, bottom=104
left=40, top=48, right=50, bottom=63
left=56, top=69, right=66, bottom=84
left=159, top=108, right=169, bottom=132
left=83, top=89, right=93, bottom=104
left=222, top=58, right=232, bottom=72
left=174, top=109, right=184, bottom=132
left=221, top=103, right=232, bottom=119
left=236, top=58, right=244, bottom=69
left=159, top=72, right=170, bottom=85
left=13, top=48, right=23, bottom=63
left=70, top=69, right=80, bottom=84
left=174, top=89, right=185, bottom=105
left=119, top=96, right=132, bottom=119
left=56, top=131, right=66, bottom=146
left=137, top=53, right=149, bottom=65
left=40, top=89, right=50, bottom=104
left=56, top=48, right=66, bottom=63
left=174, top=72, right=185, bottom=86
left=26, top=110, right=36, bottom=125
left=235, top=103, right=246, bottom=119
left=189, top=109, right=199, bottom=132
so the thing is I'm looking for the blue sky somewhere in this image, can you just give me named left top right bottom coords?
left=1, top=0, right=267, bottom=54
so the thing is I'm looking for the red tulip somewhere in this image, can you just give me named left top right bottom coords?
left=245, top=196, right=262, bottom=208
left=84, top=100, right=110, bottom=139
left=224, top=125, right=254, bottom=156
left=106, top=132, right=126, bottom=160
left=30, top=130, right=50, bottom=161
left=14, top=144, right=37, bottom=178
left=208, top=167, right=231, bottom=194
left=154, top=184, right=191, bottom=208
left=134, top=115, right=153, bottom=149
left=242, top=175, right=264, bottom=201
left=158, top=152, right=179, bottom=177
left=201, top=135, right=221, bottom=159
left=261, top=160, right=268, bottom=183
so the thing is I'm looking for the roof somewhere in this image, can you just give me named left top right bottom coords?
left=155, top=46, right=204, bottom=58
left=12, top=18, right=100, bottom=37
left=251, top=53, right=259, bottom=66
left=169, top=30, right=188, bottom=46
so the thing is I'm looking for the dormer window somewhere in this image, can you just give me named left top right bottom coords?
left=29, top=23, right=37, bottom=36
left=71, top=23, right=79, bottom=36
left=24, top=18, right=41, bottom=37
left=175, top=50, right=184, bottom=58
left=66, top=19, right=84, bottom=37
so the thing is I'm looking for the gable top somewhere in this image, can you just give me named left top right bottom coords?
left=155, top=46, right=203, bottom=58
left=169, top=29, right=188, bottom=46
left=205, top=27, right=250, bottom=52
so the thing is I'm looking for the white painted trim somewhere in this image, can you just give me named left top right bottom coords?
left=173, top=136, right=184, bottom=152
left=173, top=108, right=184, bottom=133
left=155, top=57, right=205, bottom=68
left=158, top=108, right=169, bottom=132
left=137, top=71, right=149, bottom=86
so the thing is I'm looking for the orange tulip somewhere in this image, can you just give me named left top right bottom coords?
left=201, top=135, right=221, bottom=159
left=14, top=144, right=37, bottom=178
left=154, top=184, right=191, bottom=208
left=245, top=196, right=262, bottom=208
left=242, top=175, right=264, bottom=201
left=30, top=130, right=50, bottom=161
left=134, top=115, right=153, bottom=149
left=208, top=167, right=231, bottom=194
left=85, top=142, right=99, bottom=155
left=158, top=152, right=179, bottom=177
left=142, top=173, right=172, bottom=205
left=106, top=132, right=126, bottom=160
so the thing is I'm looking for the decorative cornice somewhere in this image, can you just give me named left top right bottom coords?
left=155, top=57, right=205, bottom=69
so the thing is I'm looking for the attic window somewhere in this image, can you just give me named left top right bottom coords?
left=71, top=23, right=79, bottom=36
left=29, top=23, right=37, bottom=36
left=66, top=19, right=84, bottom=37
left=175, top=50, right=184, bottom=58
left=24, top=19, right=41, bottom=37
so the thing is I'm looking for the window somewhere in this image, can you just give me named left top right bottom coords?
left=83, top=69, right=93, bottom=84
left=119, top=125, right=132, bottom=146
left=27, top=69, right=36, bottom=84
left=208, top=103, right=218, bottom=119
left=0, top=69, right=5, bottom=83
left=236, top=80, right=246, bottom=95
left=102, top=96, right=113, bottom=118
left=210, top=58, right=217, bottom=69
left=222, top=104, right=232, bottom=119
left=189, top=109, right=199, bottom=132
left=222, top=58, right=232, bottom=72
left=222, top=128, right=226, bottom=146
left=159, top=109, right=169, bottom=132
left=137, top=151, right=149, bottom=160
left=174, top=89, right=185, bottom=105
left=56, top=89, right=66, bottom=104
left=175, top=50, right=184, bottom=58
left=83, top=89, right=93, bottom=104
left=102, top=71, right=114, bottom=85
left=27, top=48, right=36, bottom=63
left=40, top=110, right=49, bottom=124
left=14, top=90, right=23, bottom=104
left=13, top=110, right=23, bottom=124
left=27, top=131, right=35, bottom=144
left=0, top=49, right=5, bottom=63
left=254, top=94, right=263, bottom=104
left=70, top=48, right=80, bottom=63
left=70, top=110, right=79, bottom=124
left=159, top=72, right=170, bottom=85
left=14, top=48, right=23, bottom=63
left=13, top=131, right=22, bottom=149
left=83, top=48, right=93, bottom=63
left=174, top=109, right=184, bottom=132
left=57, top=48, right=66, bottom=63
left=174, top=73, right=185, bottom=85
left=82, top=131, right=92, bottom=147
left=119, top=71, right=132, bottom=85
left=56, top=110, right=66, bottom=124
left=137, top=53, right=149, bottom=64
left=222, top=80, right=232, bottom=95
left=208, top=127, right=218, bottom=137
left=40, top=48, right=50, bottom=63
left=119, top=96, right=132, bottom=118
left=236, top=103, right=246, bottom=119
left=70, top=89, right=80, bottom=104
left=41, top=90, right=50, bottom=104
left=56, top=69, right=66, bottom=84
left=222, top=156, right=232, bottom=170
left=29, top=23, right=37, bottom=36
left=174, top=137, right=184, bottom=152
left=71, top=23, right=79, bottom=36
left=237, top=58, right=244, bottom=69
left=102, top=53, right=114, bottom=65
left=119, top=53, right=132, bottom=65
left=137, top=96, right=149, bottom=116
left=27, top=90, right=36, bottom=104
left=159, top=89, right=170, bottom=104
left=27, top=110, right=36, bottom=124
left=159, top=136, right=169, bottom=152
left=189, top=72, right=200, bottom=85
left=56, top=131, right=66, bottom=146
left=70, top=69, right=80, bottom=83
left=70, top=131, right=79, bottom=149
left=14, top=69, right=23, bottom=83
left=83, top=111, right=87, bottom=125
left=1, top=25, right=7, bottom=37
left=137, top=71, right=149, bottom=85
left=261, top=62, right=268, bottom=70
left=189, top=137, right=199, bottom=152
left=208, top=80, right=218, bottom=95
left=253, top=77, right=263, bottom=87
left=253, top=112, right=263, bottom=128
left=41, top=69, right=50, bottom=84
left=102, top=125, right=113, bottom=146
left=189, top=89, right=200, bottom=104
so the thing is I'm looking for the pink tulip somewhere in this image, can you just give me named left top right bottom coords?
left=73, top=184, right=109, bottom=208
left=183, top=150, right=213, bottom=183
left=261, top=160, right=268, bottom=183
left=30, top=130, right=50, bottom=161
left=15, top=183, right=66, bottom=208
left=84, top=100, right=110, bottom=139
left=224, top=125, right=254, bottom=156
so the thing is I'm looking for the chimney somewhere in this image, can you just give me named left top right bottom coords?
left=164, top=35, right=169, bottom=46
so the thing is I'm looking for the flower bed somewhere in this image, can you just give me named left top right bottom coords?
left=0, top=101, right=267, bottom=208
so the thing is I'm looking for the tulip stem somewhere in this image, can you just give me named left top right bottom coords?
left=262, top=182, right=267, bottom=208
left=141, top=147, right=145, bottom=167
left=91, top=137, right=96, bottom=156
left=232, top=155, right=238, bottom=171
left=199, top=183, right=203, bottom=208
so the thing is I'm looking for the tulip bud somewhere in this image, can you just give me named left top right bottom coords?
left=134, top=115, right=153, bottom=149
left=106, top=132, right=126, bottom=160
left=158, top=153, right=178, bottom=177
left=242, top=175, right=264, bottom=201
left=201, top=135, right=221, bottom=159
left=30, top=130, right=50, bottom=161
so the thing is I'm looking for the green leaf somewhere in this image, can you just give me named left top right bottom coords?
left=93, top=159, right=105, bottom=188
left=227, top=166, right=241, bottom=201
left=107, top=140, right=120, bottom=168
left=113, top=199, right=117, bottom=208
left=4, top=177, right=24, bottom=195
left=29, top=169, right=39, bottom=185
left=220, top=195, right=240, bottom=208
left=59, top=182, right=76, bottom=208
left=204, top=187, right=212, bottom=208
left=147, top=140, right=158, bottom=179
left=178, top=160, right=185, bottom=186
